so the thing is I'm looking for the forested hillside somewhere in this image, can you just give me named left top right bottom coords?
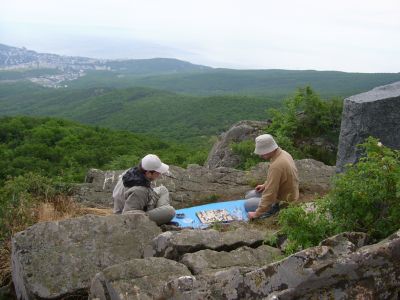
left=0, top=83, right=281, bottom=145
left=65, top=69, right=400, bottom=97
left=0, top=116, right=206, bottom=184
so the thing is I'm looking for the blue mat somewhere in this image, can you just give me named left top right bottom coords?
left=170, top=199, right=249, bottom=229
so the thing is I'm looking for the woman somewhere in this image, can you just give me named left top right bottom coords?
left=113, top=154, right=175, bottom=225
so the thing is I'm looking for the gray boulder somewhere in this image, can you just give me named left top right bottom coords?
left=143, top=227, right=267, bottom=260
left=336, top=81, right=400, bottom=172
left=89, top=257, right=191, bottom=300
left=73, top=159, right=334, bottom=209
left=295, top=159, right=335, bottom=195
left=181, top=245, right=281, bottom=275
left=12, top=214, right=161, bottom=300
left=206, top=120, right=270, bottom=169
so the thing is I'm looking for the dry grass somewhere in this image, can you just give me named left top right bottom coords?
left=35, top=196, right=112, bottom=223
left=0, top=196, right=112, bottom=287
left=0, top=241, right=11, bottom=287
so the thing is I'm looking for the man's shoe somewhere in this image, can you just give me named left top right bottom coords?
left=258, top=203, right=280, bottom=219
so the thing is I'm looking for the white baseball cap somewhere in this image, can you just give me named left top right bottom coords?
left=254, top=134, right=278, bottom=155
left=141, top=154, right=169, bottom=174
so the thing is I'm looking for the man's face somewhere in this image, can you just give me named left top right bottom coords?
left=259, top=151, right=274, bottom=160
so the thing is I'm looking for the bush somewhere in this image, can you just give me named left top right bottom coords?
left=327, top=137, right=400, bottom=239
left=268, top=86, right=342, bottom=165
left=231, top=140, right=263, bottom=170
left=278, top=137, right=400, bottom=253
left=278, top=200, right=335, bottom=254
left=231, top=86, right=343, bottom=169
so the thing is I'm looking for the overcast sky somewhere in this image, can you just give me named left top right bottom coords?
left=1, top=0, right=399, bottom=72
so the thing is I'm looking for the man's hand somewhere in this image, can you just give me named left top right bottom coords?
left=248, top=211, right=258, bottom=220
left=255, top=185, right=265, bottom=193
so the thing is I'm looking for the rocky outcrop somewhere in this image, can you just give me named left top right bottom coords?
left=143, top=227, right=267, bottom=260
left=163, top=229, right=400, bottom=299
left=73, top=159, right=335, bottom=209
left=12, top=214, right=161, bottom=300
left=206, top=120, right=270, bottom=169
left=336, top=81, right=400, bottom=172
left=89, top=257, right=191, bottom=300
left=11, top=206, right=400, bottom=299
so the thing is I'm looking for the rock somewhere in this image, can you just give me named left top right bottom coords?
left=263, top=230, right=400, bottom=299
left=143, top=227, right=266, bottom=260
left=12, top=214, right=161, bottom=300
left=72, top=169, right=120, bottom=208
left=206, top=120, right=270, bottom=169
left=164, top=267, right=253, bottom=300
left=73, top=159, right=334, bottom=209
left=165, top=229, right=400, bottom=299
left=295, top=159, right=335, bottom=195
left=243, top=245, right=336, bottom=298
left=89, top=257, right=191, bottom=300
left=162, top=275, right=198, bottom=300
left=336, top=81, right=400, bottom=172
left=319, top=232, right=369, bottom=256
left=181, top=245, right=282, bottom=275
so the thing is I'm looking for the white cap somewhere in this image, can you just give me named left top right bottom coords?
left=254, top=134, right=278, bottom=155
left=141, top=154, right=169, bottom=174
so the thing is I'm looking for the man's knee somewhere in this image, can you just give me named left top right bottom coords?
left=244, top=197, right=261, bottom=212
left=245, top=189, right=262, bottom=199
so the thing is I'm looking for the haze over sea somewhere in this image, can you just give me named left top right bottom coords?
left=1, top=0, right=400, bottom=73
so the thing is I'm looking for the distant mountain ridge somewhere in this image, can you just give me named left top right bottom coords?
left=1, top=43, right=400, bottom=96
left=0, top=43, right=209, bottom=74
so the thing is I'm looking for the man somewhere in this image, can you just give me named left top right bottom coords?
left=246, top=134, right=299, bottom=219
left=113, top=154, right=176, bottom=225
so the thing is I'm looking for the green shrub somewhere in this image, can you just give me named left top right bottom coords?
left=231, top=140, right=263, bottom=169
left=327, top=137, right=400, bottom=239
left=278, top=137, right=400, bottom=253
left=278, top=200, right=335, bottom=254
left=268, top=86, right=343, bottom=165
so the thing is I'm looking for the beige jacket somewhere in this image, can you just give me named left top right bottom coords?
left=255, top=148, right=299, bottom=217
